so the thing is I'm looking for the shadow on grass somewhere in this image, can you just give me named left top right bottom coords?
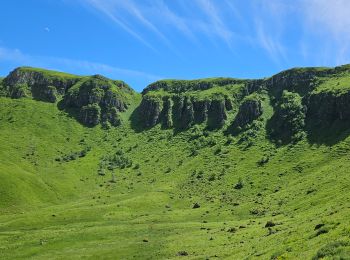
left=305, top=119, right=350, bottom=146
left=129, top=105, right=149, bottom=133
left=56, top=100, right=94, bottom=128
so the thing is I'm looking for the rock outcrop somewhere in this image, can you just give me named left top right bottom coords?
left=64, top=75, right=131, bottom=126
left=232, top=97, right=263, bottom=128
left=139, top=93, right=231, bottom=130
left=1, top=67, right=135, bottom=127
left=207, top=99, right=227, bottom=129
left=307, top=90, right=350, bottom=124
left=138, top=96, right=163, bottom=128
left=265, top=68, right=334, bottom=97
left=80, top=104, right=101, bottom=126
left=193, top=100, right=209, bottom=123
left=5, top=64, right=350, bottom=132
left=3, top=67, right=80, bottom=101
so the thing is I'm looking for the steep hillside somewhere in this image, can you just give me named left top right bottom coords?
left=1, top=66, right=350, bottom=259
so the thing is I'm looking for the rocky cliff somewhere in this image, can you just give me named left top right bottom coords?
left=138, top=77, right=250, bottom=130
left=307, top=90, right=350, bottom=125
left=64, top=75, right=135, bottom=127
left=232, top=95, right=263, bottom=128
left=3, top=65, right=350, bottom=136
left=1, top=67, right=137, bottom=127
left=3, top=67, right=81, bottom=101
left=138, top=93, right=232, bottom=130
left=136, top=65, right=350, bottom=141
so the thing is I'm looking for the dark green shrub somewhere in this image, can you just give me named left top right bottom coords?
left=190, top=146, right=199, bottom=156
left=208, top=174, right=216, bottom=181
left=270, top=91, right=306, bottom=143
left=9, top=83, right=30, bottom=98
left=313, top=241, right=350, bottom=259
left=257, top=156, right=269, bottom=166
left=234, top=178, right=244, bottom=189
left=214, top=146, right=222, bottom=155
left=80, top=104, right=101, bottom=126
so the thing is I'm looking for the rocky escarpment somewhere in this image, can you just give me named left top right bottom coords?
left=138, top=95, right=163, bottom=128
left=64, top=75, right=133, bottom=127
left=307, top=90, right=350, bottom=125
left=4, top=64, right=350, bottom=134
left=3, top=67, right=81, bottom=101
left=139, top=94, right=233, bottom=129
left=232, top=95, right=263, bottom=128
left=138, top=78, right=248, bottom=130
left=1, top=67, right=137, bottom=127
left=265, top=65, right=350, bottom=127
left=264, top=66, right=350, bottom=98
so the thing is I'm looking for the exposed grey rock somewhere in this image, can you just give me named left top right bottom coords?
left=208, top=99, right=227, bottom=128
left=139, top=96, right=163, bottom=127
left=4, top=67, right=79, bottom=101
left=233, top=98, right=263, bottom=128
left=307, top=90, right=350, bottom=124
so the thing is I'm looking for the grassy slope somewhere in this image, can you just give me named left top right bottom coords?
left=16, top=67, right=81, bottom=80
left=313, top=72, right=350, bottom=95
left=1, top=89, right=350, bottom=260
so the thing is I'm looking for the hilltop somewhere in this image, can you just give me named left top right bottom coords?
left=0, top=66, right=350, bottom=259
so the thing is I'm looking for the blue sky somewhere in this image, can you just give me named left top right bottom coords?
left=1, top=0, right=350, bottom=91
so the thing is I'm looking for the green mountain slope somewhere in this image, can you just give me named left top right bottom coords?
left=1, top=66, right=350, bottom=259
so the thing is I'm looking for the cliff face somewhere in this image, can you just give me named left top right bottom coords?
left=138, top=94, right=231, bottom=130
left=4, top=65, right=350, bottom=134
left=64, top=75, right=133, bottom=126
left=1, top=67, right=136, bottom=127
left=137, top=65, right=350, bottom=138
left=3, top=67, right=80, bottom=101
left=138, top=77, right=247, bottom=130
left=138, top=96, right=163, bottom=128
left=232, top=97, right=263, bottom=128
left=307, top=90, right=350, bottom=124
left=265, top=68, right=332, bottom=97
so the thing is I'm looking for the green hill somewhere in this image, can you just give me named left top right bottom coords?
left=1, top=66, right=350, bottom=259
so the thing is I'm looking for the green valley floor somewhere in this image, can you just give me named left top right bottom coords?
left=1, top=97, right=350, bottom=259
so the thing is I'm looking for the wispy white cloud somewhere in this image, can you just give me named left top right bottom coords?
left=300, top=0, right=350, bottom=65
left=74, top=0, right=350, bottom=67
left=117, top=1, right=173, bottom=48
left=81, top=0, right=192, bottom=56
left=250, top=0, right=295, bottom=65
left=194, top=0, right=235, bottom=49
left=256, top=0, right=350, bottom=66
left=254, top=18, right=287, bottom=65
left=0, top=47, right=30, bottom=63
left=0, top=46, right=161, bottom=81
left=302, top=0, right=350, bottom=37
left=151, top=0, right=198, bottom=44
left=78, top=0, right=244, bottom=52
left=82, top=0, right=157, bottom=52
